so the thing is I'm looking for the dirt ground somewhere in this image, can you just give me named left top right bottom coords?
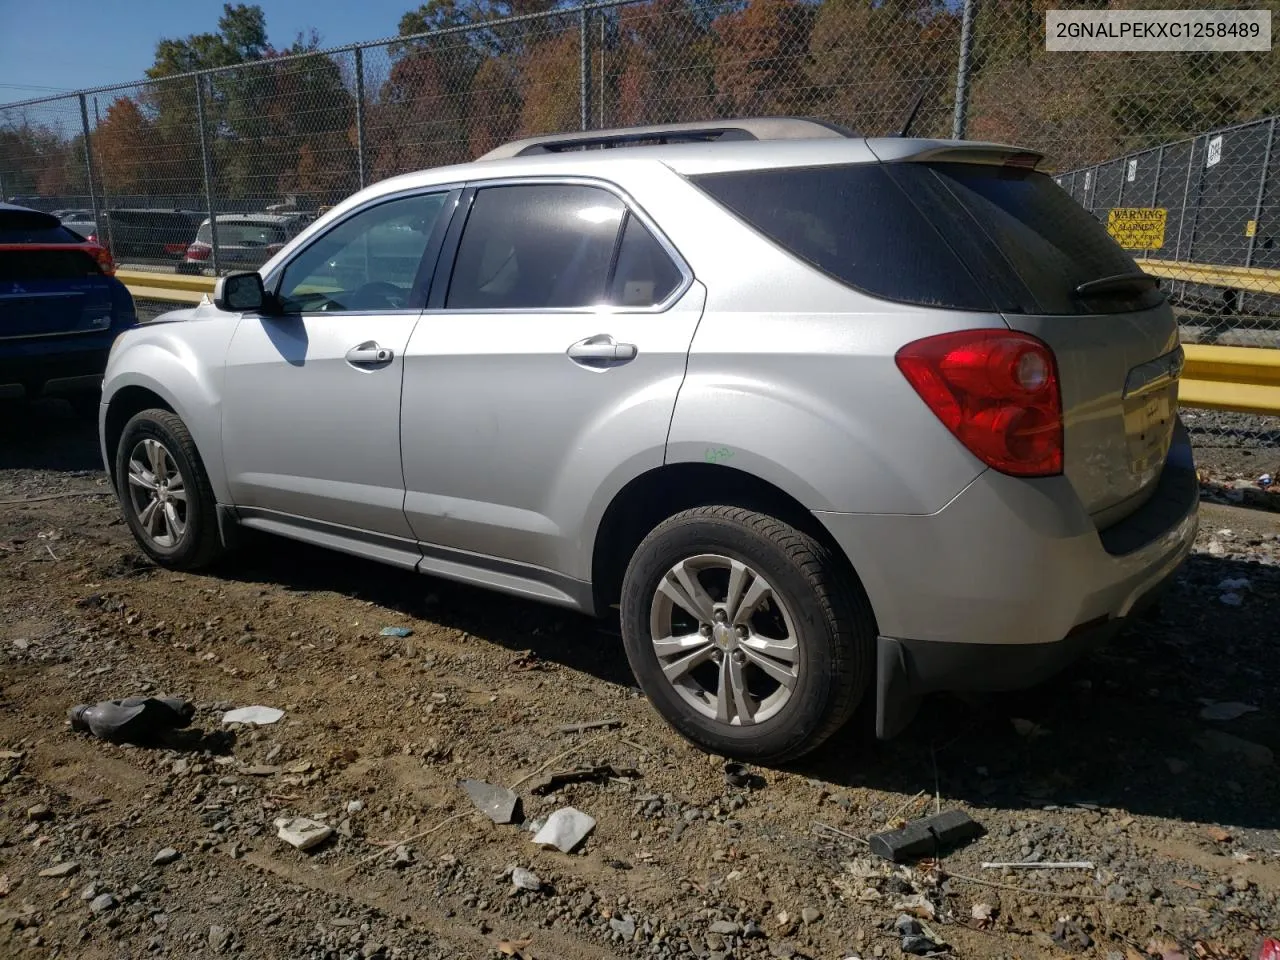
left=1, top=401, right=1278, bottom=960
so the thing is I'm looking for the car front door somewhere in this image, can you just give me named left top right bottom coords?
left=400, top=180, right=704, bottom=593
left=220, top=189, right=457, bottom=560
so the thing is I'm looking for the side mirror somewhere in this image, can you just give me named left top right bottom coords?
left=213, top=272, right=268, bottom=313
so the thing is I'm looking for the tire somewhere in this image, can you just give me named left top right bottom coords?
left=115, top=408, right=224, bottom=570
left=620, top=506, right=875, bottom=764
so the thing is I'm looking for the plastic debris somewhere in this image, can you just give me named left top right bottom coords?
left=531, top=764, right=640, bottom=795
left=897, top=914, right=947, bottom=956
left=380, top=627, right=413, bottom=637
left=69, top=696, right=195, bottom=743
left=1199, top=701, right=1260, bottom=721
left=274, top=816, right=332, bottom=851
left=531, top=806, right=596, bottom=853
left=460, top=779, right=521, bottom=825
left=1259, top=474, right=1273, bottom=487
left=723, top=761, right=751, bottom=788
left=868, top=809, right=984, bottom=863
left=222, top=705, right=284, bottom=726
left=1256, top=938, right=1280, bottom=960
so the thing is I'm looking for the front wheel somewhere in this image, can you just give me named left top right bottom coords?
left=620, top=506, right=875, bottom=763
left=115, top=408, right=224, bottom=570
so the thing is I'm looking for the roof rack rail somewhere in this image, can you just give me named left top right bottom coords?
left=477, top=116, right=857, bottom=160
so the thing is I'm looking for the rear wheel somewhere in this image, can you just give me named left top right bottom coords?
left=115, top=409, right=224, bottom=570
left=620, top=506, right=875, bottom=763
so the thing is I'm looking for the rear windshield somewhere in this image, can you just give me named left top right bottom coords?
left=689, top=162, right=1162, bottom=315
left=0, top=223, right=89, bottom=245
left=0, top=249, right=103, bottom=280
left=197, top=222, right=287, bottom=245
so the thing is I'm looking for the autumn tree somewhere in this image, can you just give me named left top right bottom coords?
left=92, top=98, right=156, bottom=196
left=711, top=0, right=816, bottom=117
left=611, top=0, right=716, bottom=126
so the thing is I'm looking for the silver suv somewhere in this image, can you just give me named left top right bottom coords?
left=99, top=118, right=1198, bottom=762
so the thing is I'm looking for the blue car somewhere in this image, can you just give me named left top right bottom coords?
left=0, top=202, right=138, bottom=413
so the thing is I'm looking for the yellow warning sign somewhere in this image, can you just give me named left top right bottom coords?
left=1246, top=219, right=1257, bottom=238
left=1107, top=207, right=1167, bottom=250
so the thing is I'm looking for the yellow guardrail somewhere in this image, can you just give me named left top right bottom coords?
left=1180, top=343, right=1280, bottom=415
left=1136, top=258, right=1280, bottom=294
left=116, top=269, right=215, bottom=305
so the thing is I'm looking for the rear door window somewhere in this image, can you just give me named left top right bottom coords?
left=445, top=184, right=625, bottom=310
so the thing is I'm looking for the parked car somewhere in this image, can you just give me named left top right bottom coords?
left=1, top=202, right=137, bottom=413
left=60, top=214, right=99, bottom=243
left=179, top=214, right=310, bottom=273
left=99, top=118, right=1197, bottom=762
left=100, top=208, right=207, bottom=262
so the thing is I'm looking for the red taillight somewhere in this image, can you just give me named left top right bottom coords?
left=186, top=243, right=210, bottom=261
left=164, top=242, right=188, bottom=256
left=895, top=330, right=1063, bottom=477
left=88, top=243, right=115, bottom=275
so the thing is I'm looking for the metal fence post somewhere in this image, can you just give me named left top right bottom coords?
left=951, top=0, right=977, bottom=140
left=77, top=94, right=102, bottom=247
left=92, top=96, right=118, bottom=263
left=355, top=46, right=368, bottom=190
left=580, top=6, right=592, bottom=132
left=194, top=74, right=220, bottom=276
left=1245, top=117, right=1275, bottom=269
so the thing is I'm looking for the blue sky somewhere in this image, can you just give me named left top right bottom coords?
left=0, top=0, right=420, bottom=105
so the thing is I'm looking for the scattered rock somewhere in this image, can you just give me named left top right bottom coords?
left=208, top=924, right=231, bottom=953
left=26, top=804, right=51, bottom=821
left=37, top=861, right=79, bottom=878
left=380, top=626, right=413, bottom=637
left=1199, top=701, right=1259, bottom=721
left=1165, top=758, right=1189, bottom=775
left=274, top=816, right=333, bottom=851
left=744, top=920, right=765, bottom=939
left=391, top=845, right=413, bottom=869
left=152, top=847, right=180, bottom=866
left=610, top=915, right=636, bottom=940
left=1195, top=730, right=1274, bottom=767
left=460, top=779, right=521, bottom=825
left=801, top=907, right=822, bottom=925
left=1205, top=826, right=1233, bottom=843
left=511, top=867, right=542, bottom=891
left=89, top=893, right=117, bottom=914
left=346, top=800, right=364, bottom=814
left=531, top=806, right=595, bottom=853
left=709, top=920, right=742, bottom=936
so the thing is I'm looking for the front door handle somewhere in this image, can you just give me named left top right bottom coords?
left=567, top=335, right=637, bottom=366
left=345, top=341, right=394, bottom=366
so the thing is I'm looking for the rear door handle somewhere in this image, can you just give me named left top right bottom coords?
left=345, top=341, right=394, bottom=366
left=567, top=335, right=637, bottom=366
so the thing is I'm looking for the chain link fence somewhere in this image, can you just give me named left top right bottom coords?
left=2, top=0, right=1279, bottom=442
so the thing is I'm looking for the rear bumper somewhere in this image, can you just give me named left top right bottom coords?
left=0, top=333, right=117, bottom=399
left=816, top=418, right=1199, bottom=738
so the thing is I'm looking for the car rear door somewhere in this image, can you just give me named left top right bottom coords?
left=398, top=179, right=704, bottom=586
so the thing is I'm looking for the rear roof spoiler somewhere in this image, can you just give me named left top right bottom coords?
left=865, top=138, right=1047, bottom=171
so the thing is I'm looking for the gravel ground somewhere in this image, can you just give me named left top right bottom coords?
left=1, top=401, right=1278, bottom=960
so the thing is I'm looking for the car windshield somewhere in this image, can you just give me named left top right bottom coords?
left=197, top=222, right=287, bottom=246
